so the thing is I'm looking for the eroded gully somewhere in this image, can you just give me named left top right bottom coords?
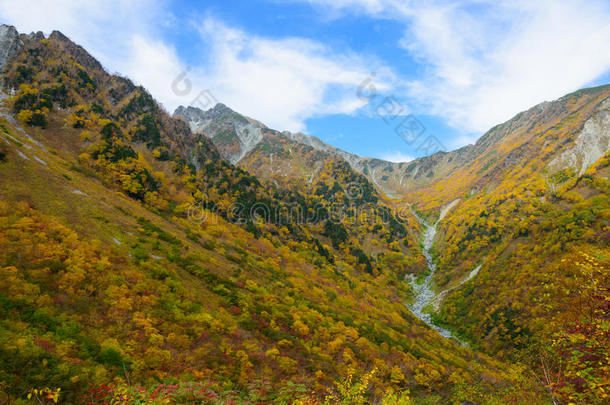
left=407, top=200, right=462, bottom=341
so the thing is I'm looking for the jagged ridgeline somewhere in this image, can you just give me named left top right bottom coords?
left=0, top=21, right=608, bottom=405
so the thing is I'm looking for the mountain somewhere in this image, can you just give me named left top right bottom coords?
left=406, top=85, right=610, bottom=398
left=0, top=24, right=608, bottom=405
left=173, top=104, right=370, bottom=189
left=174, top=104, right=422, bottom=199
left=390, top=84, right=609, bottom=404
left=174, top=104, right=265, bottom=165
left=0, top=25, right=511, bottom=404
left=176, top=88, right=610, bottom=205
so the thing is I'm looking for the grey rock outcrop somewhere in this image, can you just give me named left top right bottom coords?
left=549, top=97, right=610, bottom=175
left=0, top=25, right=22, bottom=71
left=174, top=104, right=263, bottom=164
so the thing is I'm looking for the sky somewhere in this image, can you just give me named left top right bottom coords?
left=1, top=0, right=610, bottom=162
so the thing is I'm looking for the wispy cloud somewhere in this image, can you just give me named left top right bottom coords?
left=189, top=17, right=394, bottom=132
left=303, top=0, right=610, bottom=134
left=378, top=150, right=413, bottom=163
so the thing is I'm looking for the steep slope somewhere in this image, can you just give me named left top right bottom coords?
left=0, top=25, right=540, bottom=404
left=403, top=86, right=610, bottom=404
left=405, top=85, right=610, bottom=211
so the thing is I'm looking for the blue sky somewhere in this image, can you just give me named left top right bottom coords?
left=2, top=0, right=610, bottom=161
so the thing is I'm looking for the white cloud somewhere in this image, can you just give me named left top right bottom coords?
left=303, top=0, right=610, bottom=136
left=447, top=134, right=478, bottom=151
left=114, top=36, right=185, bottom=112
left=0, top=0, right=163, bottom=69
left=187, top=18, right=393, bottom=132
left=378, top=150, right=413, bottom=163
left=305, top=0, right=408, bottom=16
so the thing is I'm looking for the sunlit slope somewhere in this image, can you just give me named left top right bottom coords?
left=404, top=86, right=610, bottom=404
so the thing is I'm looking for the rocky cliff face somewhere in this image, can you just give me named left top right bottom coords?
left=174, top=104, right=263, bottom=164
left=0, top=25, right=22, bottom=71
left=549, top=96, right=610, bottom=175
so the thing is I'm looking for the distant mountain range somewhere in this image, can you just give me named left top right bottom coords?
left=175, top=85, right=610, bottom=202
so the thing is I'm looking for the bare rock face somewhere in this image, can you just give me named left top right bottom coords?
left=0, top=25, right=22, bottom=71
left=174, top=104, right=233, bottom=134
left=549, top=97, right=610, bottom=175
left=174, top=104, right=263, bottom=164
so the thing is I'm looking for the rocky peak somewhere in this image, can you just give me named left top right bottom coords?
left=173, top=105, right=199, bottom=121
left=25, top=31, right=45, bottom=41
left=206, top=102, right=233, bottom=117
left=174, top=103, right=262, bottom=164
left=49, top=30, right=70, bottom=42
left=175, top=103, right=236, bottom=121
left=0, top=24, right=22, bottom=70
left=48, top=29, right=104, bottom=72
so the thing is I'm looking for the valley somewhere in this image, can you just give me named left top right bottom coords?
left=0, top=23, right=608, bottom=405
left=407, top=218, right=455, bottom=340
left=406, top=199, right=465, bottom=341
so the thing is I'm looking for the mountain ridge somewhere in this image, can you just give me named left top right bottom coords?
left=174, top=83, right=610, bottom=202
